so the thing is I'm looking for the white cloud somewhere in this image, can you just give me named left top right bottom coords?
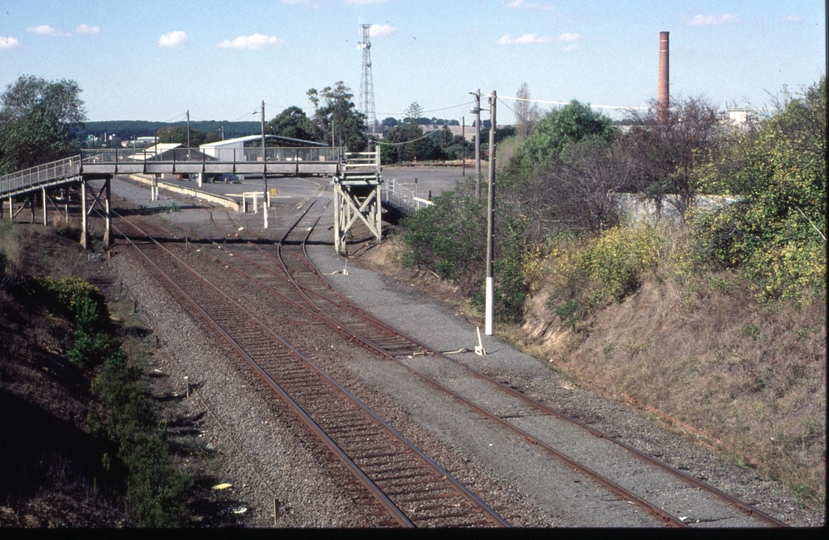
left=781, top=15, right=803, bottom=23
left=158, top=31, right=189, bottom=48
left=26, top=25, right=70, bottom=37
left=504, top=0, right=556, bottom=11
left=217, top=34, right=285, bottom=50
left=76, top=24, right=101, bottom=35
left=369, top=24, right=396, bottom=37
left=498, top=34, right=552, bottom=45
left=0, top=36, right=21, bottom=49
left=497, top=32, right=580, bottom=45
left=562, top=44, right=582, bottom=52
left=684, top=14, right=739, bottom=26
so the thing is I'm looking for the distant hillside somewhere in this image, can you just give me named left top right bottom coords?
left=78, top=121, right=261, bottom=141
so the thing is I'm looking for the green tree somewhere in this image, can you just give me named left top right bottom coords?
left=381, top=123, right=444, bottom=163
left=690, top=78, right=826, bottom=301
left=0, top=75, right=86, bottom=173
left=1, top=74, right=86, bottom=124
left=155, top=125, right=207, bottom=146
left=307, top=82, right=367, bottom=151
left=519, top=100, right=616, bottom=169
left=404, top=102, right=424, bottom=125
left=266, top=106, right=321, bottom=142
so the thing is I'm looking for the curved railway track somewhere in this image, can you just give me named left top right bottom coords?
left=107, top=208, right=510, bottom=528
left=103, top=187, right=790, bottom=528
left=189, top=201, right=790, bottom=529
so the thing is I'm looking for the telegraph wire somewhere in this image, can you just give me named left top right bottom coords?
left=376, top=100, right=474, bottom=117
left=373, top=129, right=442, bottom=146
left=499, top=95, right=649, bottom=111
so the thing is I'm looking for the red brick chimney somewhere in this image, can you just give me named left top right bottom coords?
left=658, top=31, right=669, bottom=123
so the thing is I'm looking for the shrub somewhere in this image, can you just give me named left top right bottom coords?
left=17, top=275, right=109, bottom=325
left=67, top=294, right=119, bottom=368
left=543, top=223, right=663, bottom=322
left=0, top=220, right=21, bottom=281
left=402, top=184, right=530, bottom=323
left=91, top=349, right=193, bottom=527
left=688, top=78, right=826, bottom=302
left=400, top=184, right=486, bottom=285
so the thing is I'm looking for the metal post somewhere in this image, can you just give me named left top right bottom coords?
left=261, top=100, right=268, bottom=229
left=186, top=110, right=191, bottom=159
left=104, top=178, right=111, bottom=248
left=81, top=179, right=88, bottom=249
left=485, top=90, right=497, bottom=336
left=41, top=187, right=47, bottom=226
left=472, top=90, right=481, bottom=198
left=333, top=186, right=342, bottom=253
left=461, top=116, right=465, bottom=177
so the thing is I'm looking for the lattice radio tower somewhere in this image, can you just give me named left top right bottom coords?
left=358, top=24, right=377, bottom=136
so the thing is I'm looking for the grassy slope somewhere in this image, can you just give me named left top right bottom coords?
left=360, top=233, right=826, bottom=509
left=521, top=268, right=826, bottom=508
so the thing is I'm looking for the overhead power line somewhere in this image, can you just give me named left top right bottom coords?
left=376, top=101, right=474, bottom=117
left=374, top=129, right=442, bottom=146
left=500, top=95, right=649, bottom=111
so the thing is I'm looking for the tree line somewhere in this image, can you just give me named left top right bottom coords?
left=400, top=78, right=826, bottom=323
left=0, top=74, right=499, bottom=174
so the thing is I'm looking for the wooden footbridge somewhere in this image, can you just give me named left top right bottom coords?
left=0, top=147, right=382, bottom=253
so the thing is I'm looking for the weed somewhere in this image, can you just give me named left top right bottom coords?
left=554, top=299, right=580, bottom=331
left=709, top=276, right=731, bottom=294
left=91, top=348, right=193, bottom=526
left=742, top=324, right=760, bottom=341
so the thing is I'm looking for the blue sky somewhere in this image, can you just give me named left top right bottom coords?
left=1, top=0, right=824, bottom=124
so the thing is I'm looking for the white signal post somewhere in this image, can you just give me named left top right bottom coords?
left=485, top=90, right=496, bottom=336
left=260, top=100, right=268, bottom=229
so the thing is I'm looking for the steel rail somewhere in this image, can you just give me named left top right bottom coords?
left=276, top=210, right=789, bottom=529
left=108, top=215, right=415, bottom=528
left=141, top=207, right=416, bottom=361
left=108, top=210, right=510, bottom=528
left=103, top=186, right=785, bottom=528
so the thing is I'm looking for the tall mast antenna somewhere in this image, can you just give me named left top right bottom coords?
left=358, top=24, right=377, bottom=136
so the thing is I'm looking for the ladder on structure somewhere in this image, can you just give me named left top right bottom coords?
left=332, top=151, right=382, bottom=254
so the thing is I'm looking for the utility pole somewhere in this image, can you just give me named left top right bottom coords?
left=261, top=100, right=268, bottom=229
left=470, top=90, right=482, bottom=198
left=485, top=90, right=497, bottom=336
left=461, top=116, right=465, bottom=177
left=186, top=110, right=191, bottom=159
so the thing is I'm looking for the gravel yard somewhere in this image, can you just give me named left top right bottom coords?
left=99, top=174, right=823, bottom=528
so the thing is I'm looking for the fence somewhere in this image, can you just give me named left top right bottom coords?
left=1, top=155, right=81, bottom=197
left=380, top=179, right=434, bottom=216
left=81, top=147, right=342, bottom=164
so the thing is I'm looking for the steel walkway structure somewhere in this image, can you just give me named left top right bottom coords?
left=1, top=147, right=383, bottom=251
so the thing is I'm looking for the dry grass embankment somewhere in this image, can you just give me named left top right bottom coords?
left=360, top=226, right=826, bottom=510
left=517, top=227, right=826, bottom=509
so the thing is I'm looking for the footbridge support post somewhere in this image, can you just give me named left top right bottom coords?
left=79, top=176, right=112, bottom=250
left=332, top=151, right=382, bottom=255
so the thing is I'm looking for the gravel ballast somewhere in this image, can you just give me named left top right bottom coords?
left=97, top=175, right=823, bottom=528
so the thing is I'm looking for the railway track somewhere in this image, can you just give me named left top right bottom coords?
left=102, top=186, right=790, bottom=528
left=185, top=202, right=791, bottom=529
left=108, top=209, right=510, bottom=528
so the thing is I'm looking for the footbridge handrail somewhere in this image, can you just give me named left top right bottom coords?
left=2, top=146, right=347, bottom=198
left=0, top=155, right=82, bottom=197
